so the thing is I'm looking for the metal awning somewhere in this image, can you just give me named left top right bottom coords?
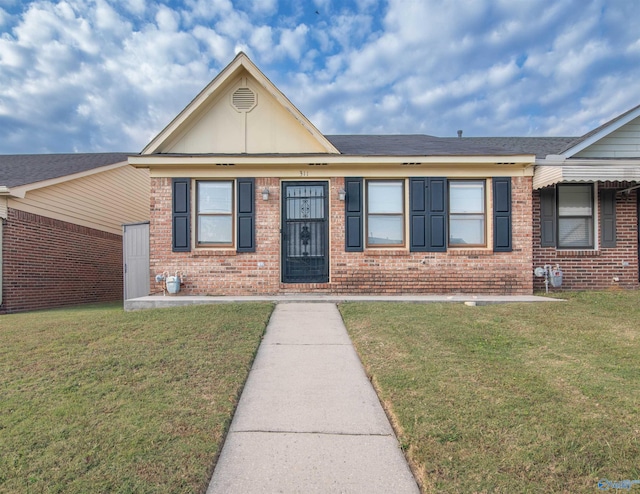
left=534, top=159, right=640, bottom=189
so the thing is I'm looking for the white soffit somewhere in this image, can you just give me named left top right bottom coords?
left=141, top=52, right=339, bottom=155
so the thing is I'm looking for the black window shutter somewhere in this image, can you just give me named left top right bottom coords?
left=493, top=177, right=512, bottom=252
left=600, top=189, right=616, bottom=248
left=540, top=187, right=556, bottom=247
left=237, top=178, right=255, bottom=252
left=172, top=178, right=191, bottom=252
left=410, top=178, right=428, bottom=251
left=345, top=177, right=363, bottom=251
left=426, top=177, right=447, bottom=252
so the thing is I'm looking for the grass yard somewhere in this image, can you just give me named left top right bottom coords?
left=0, top=302, right=273, bottom=493
left=340, top=291, right=640, bottom=493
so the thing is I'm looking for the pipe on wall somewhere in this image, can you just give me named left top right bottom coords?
left=0, top=220, right=3, bottom=306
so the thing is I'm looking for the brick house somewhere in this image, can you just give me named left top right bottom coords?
left=0, top=154, right=149, bottom=313
left=127, top=52, right=639, bottom=296
left=3, top=57, right=635, bottom=312
left=531, top=105, right=640, bottom=291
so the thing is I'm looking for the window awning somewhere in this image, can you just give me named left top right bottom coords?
left=534, top=159, right=640, bottom=189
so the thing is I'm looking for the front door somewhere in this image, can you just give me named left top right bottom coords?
left=281, top=182, right=329, bottom=283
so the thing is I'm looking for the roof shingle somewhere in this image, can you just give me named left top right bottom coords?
left=0, top=153, right=131, bottom=188
left=326, top=135, right=578, bottom=159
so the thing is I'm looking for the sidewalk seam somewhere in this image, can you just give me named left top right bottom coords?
left=231, top=430, right=394, bottom=437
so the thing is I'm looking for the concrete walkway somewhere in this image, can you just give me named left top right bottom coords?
left=206, top=303, right=420, bottom=494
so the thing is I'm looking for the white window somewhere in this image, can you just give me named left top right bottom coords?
left=449, top=181, right=485, bottom=246
left=367, top=180, right=404, bottom=246
left=557, top=184, right=593, bottom=248
left=196, top=181, right=234, bottom=246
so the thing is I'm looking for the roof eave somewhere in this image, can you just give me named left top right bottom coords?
left=6, top=160, right=130, bottom=198
left=130, top=153, right=535, bottom=167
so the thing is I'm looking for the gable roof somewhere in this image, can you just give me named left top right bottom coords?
left=559, top=103, right=640, bottom=157
left=141, top=52, right=339, bottom=155
left=0, top=153, right=130, bottom=188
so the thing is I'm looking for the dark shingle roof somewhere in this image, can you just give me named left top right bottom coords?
left=448, top=137, right=580, bottom=159
left=326, top=135, right=578, bottom=159
left=0, top=153, right=131, bottom=188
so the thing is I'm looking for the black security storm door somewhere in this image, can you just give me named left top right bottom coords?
left=281, top=182, right=329, bottom=283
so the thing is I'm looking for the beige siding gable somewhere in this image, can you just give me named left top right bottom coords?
left=576, top=115, right=640, bottom=158
left=143, top=52, right=338, bottom=155
left=163, top=71, right=330, bottom=155
left=8, top=165, right=149, bottom=235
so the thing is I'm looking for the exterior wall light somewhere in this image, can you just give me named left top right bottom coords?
left=262, top=187, right=270, bottom=201
left=338, top=188, right=346, bottom=201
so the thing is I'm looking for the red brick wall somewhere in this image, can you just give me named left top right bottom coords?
left=1, top=208, right=123, bottom=313
left=532, top=185, right=639, bottom=292
left=150, top=175, right=533, bottom=295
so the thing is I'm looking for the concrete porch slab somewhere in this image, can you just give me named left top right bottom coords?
left=124, top=293, right=562, bottom=311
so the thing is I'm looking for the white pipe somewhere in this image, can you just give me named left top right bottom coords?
left=0, top=221, right=3, bottom=306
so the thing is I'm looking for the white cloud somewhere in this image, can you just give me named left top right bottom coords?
left=249, top=0, right=276, bottom=15
left=276, top=24, right=309, bottom=61
left=343, top=106, right=366, bottom=126
left=155, top=5, right=180, bottom=32
left=1, top=0, right=640, bottom=153
left=0, top=7, right=9, bottom=26
left=249, top=25, right=273, bottom=54
left=116, top=0, right=146, bottom=16
left=94, top=0, right=131, bottom=36
left=192, top=25, right=233, bottom=63
left=627, top=38, right=640, bottom=54
left=182, top=0, right=234, bottom=21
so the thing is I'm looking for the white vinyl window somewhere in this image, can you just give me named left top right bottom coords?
left=557, top=184, right=593, bottom=248
left=367, top=180, right=404, bottom=246
left=449, top=181, right=485, bottom=246
left=196, top=181, right=234, bottom=246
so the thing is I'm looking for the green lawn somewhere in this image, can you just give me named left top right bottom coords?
left=340, top=291, right=640, bottom=493
left=0, top=302, right=273, bottom=493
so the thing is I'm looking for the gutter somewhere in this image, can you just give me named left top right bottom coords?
left=0, top=220, right=3, bottom=307
left=0, top=190, right=6, bottom=307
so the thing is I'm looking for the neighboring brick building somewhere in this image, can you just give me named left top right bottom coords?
left=129, top=52, right=640, bottom=296
left=0, top=154, right=149, bottom=313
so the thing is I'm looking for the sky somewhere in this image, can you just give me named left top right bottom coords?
left=1, top=0, right=640, bottom=154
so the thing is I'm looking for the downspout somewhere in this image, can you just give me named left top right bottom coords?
left=0, top=219, right=3, bottom=307
left=0, top=189, right=9, bottom=307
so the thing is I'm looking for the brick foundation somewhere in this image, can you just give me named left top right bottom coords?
left=150, top=176, right=533, bottom=295
left=1, top=208, right=123, bottom=313
left=532, top=185, right=639, bottom=292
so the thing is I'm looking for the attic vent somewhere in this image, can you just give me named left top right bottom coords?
left=232, top=87, right=257, bottom=112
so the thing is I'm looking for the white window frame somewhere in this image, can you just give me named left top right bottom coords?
left=556, top=183, right=594, bottom=249
left=195, top=180, right=235, bottom=247
left=365, top=179, right=405, bottom=248
left=448, top=180, right=486, bottom=247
